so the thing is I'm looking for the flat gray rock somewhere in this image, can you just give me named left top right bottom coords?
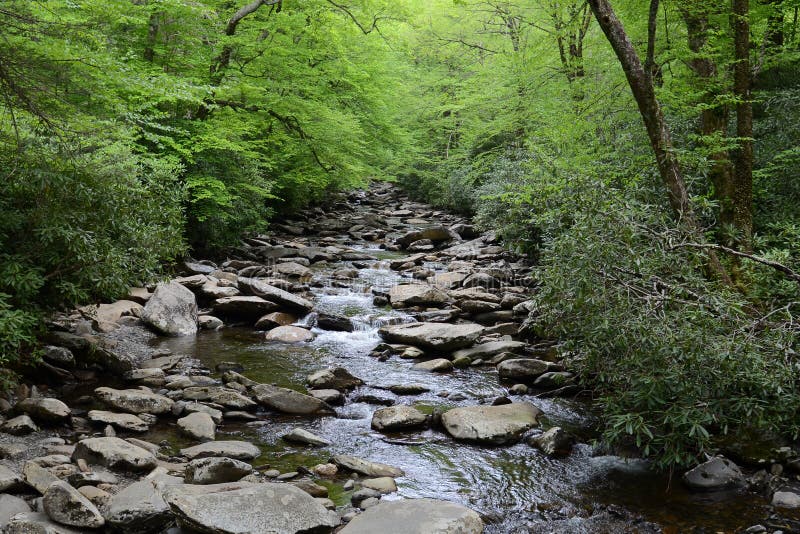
left=388, top=284, right=450, bottom=308
left=180, top=441, right=261, bottom=461
left=0, top=494, right=30, bottom=529
left=72, top=437, right=157, bottom=472
left=371, top=405, right=427, bottom=432
left=43, top=480, right=105, bottom=529
left=442, top=402, right=542, bottom=445
left=5, top=511, right=84, bottom=534
left=95, top=387, right=174, bottom=415
left=88, top=410, right=149, bottom=432
left=452, top=340, right=526, bottom=360
left=379, top=322, right=483, bottom=351
left=332, top=455, right=404, bottom=477
left=497, top=359, right=551, bottom=381
left=682, top=456, right=744, bottom=490
left=163, top=482, right=339, bottom=534
left=264, top=325, right=315, bottom=343
left=340, top=498, right=483, bottom=534
left=178, top=412, right=216, bottom=442
left=106, top=478, right=175, bottom=533
left=183, top=387, right=256, bottom=410
left=282, top=428, right=331, bottom=447
left=141, top=281, right=198, bottom=336
left=0, top=464, right=22, bottom=492
left=184, top=457, right=254, bottom=484
left=238, top=277, right=314, bottom=313
left=251, top=384, right=334, bottom=415
left=15, top=398, right=71, bottom=424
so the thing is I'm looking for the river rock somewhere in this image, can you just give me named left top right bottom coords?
left=183, top=386, right=256, bottom=410
left=43, top=480, right=105, bottom=529
left=307, top=367, right=363, bottom=391
left=88, top=410, right=149, bottom=433
left=317, top=312, right=354, bottom=332
left=308, top=389, right=345, bottom=405
left=178, top=412, right=216, bottom=442
left=413, top=358, right=453, bottom=372
left=283, top=428, right=331, bottom=447
left=339, top=498, right=483, bottom=534
left=251, top=384, right=335, bottom=415
left=397, top=226, right=458, bottom=247
left=389, top=383, right=430, bottom=395
left=442, top=402, right=542, bottom=445
left=238, top=277, right=314, bottom=313
left=72, top=437, right=157, bottom=472
left=198, top=315, right=224, bottom=330
left=265, top=325, right=315, bottom=342
left=332, top=455, right=404, bottom=477
left=533, top=371, right=575, bottom=389
left=497, top=359, right=551, bottom=381
left=772, top=491, right=800, bottom=508
left=255, top=311, right=297, bottom=329
left=361, top=477, right=397, bottom=494
left=180, top=441, right=261, bottom=461
left=0, top=465, right=22, bottom=492
left=0, top=494, right=30, bottom=527
left=388, top=285, right=450, bottom=308
left=163, top=482, right=339, bottom=534
left=6, top=512, right=84, bottom=534
left=15, top=398, right=71, bottom=424
left=42, top=345, right=75, bottom=367
left=22, top=461, right=57, bottom=493
left=141, top=281, right=198, bottom=336
left=184, top=457, right=254, bottom=484
left=452, top=340, right=526, bottom=361
left=213, top=296, right=279, bottom=320
left=2, top=414, right=38, bottom=435
left=183, top=403, right=224, bottom=424
left=379, top=322, right=483, bottom=351
left=682, top=456, right=745, bottom=490
left=95, top=387, right=174, bottom=415
left=371, top=405, right=427, bottom=432
left=105, top=477, right=175, bottom=533
left=274, top=261, right=312, bottom=278
left=528, top=427, right=574, bottom=457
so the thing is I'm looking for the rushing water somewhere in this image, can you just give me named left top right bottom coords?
left=150, top=253, right=768, bottom=533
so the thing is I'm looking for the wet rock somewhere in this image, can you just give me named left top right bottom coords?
left=180, top=441, right=261, bottom=461
left=43, top=480, right=105, bottom=529
left=351, top=487, right=381, bottom=505
left=6, top=511, right=84, bottom=534
left=379, top=322, right=483, bottom=351
left=529, top=427, right=574, bottom=457
left=339, top=498, right=483, bottom=534
left=251, top=383, right=335, bottom=415
left=264, top=325, right=315, bottom=343
left=361, top=477, right=397, bottom=494
left=389, top=384, right=430, bottom=395
left=497, top=359, right=551, bottom=381
left=105, top=477, right=176, bottom=533
left=442, top=402, right=542, bottom=445
left=397, top=226, right=458, bottom=248
left=308, top=389, right=345, bottom=405
left=413, top=358, right=453, bottom=373
left=238, top=277, right=314, bottom=313
left=254, top=311, right=297, bottom=329
left=772, top=491, right=800, bottom=508
left=183, top=403, right=224, bottom=424
left=509, top=384, right=528, bottom=395
left=307, top=367, right=363, bottom=391
left=274, top=261, right=312, bottom=278
left=452, top=340, right=526, bottom=361
left=88, top=410, right=149, bottom=433
left=198, top=315, right=224, bottom=330
left=429, top=271, right=469, bottom=289
left=371, top=405, right=427, bottom=432
left=141, top=281, right=198, bottom=336
left=0, top=464, right=23, bottom=492
left=163, top=482, right=339, bottom=534
left=185, top=457, right=254, bottom=484
left=2, top=414, right=38, bottom=435
left=0, top=494, right=30, bottom=528
left=313, top=463, right=338, bottom=477
left=332, top=455, right=404, bottom=477
left=682, top=456, right=745, bottom=491
left=178, top=412, right=216, bottom=442
left=95, top=387, right=174, bottom=415
left=317, top=312, right=354, bottom=332
left=183, top=386, right=256, bottom=410
left=42, top=345, right=75, bottom=367
left=388, top=285, right=450, bottom=308
left=533, top=371, right=575, bottom=389
left=213, top=296, right=279, bottom=320
left=123, top=368, right=166, bottom=386
left=283, top=428, right=331, bottom=447
left=291, top=479, right=328, bottom=498
left=72, top=437, right=157, bottom=472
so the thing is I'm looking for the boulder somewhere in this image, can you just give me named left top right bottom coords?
left=274, top=261, right=312, bottom=278
left=308, top=389, right=345, bottom=406
left=413, top=358, right=453, bottom=372
left=371, top=405, right=427, bottom=432
left=15, top=398, right=70, bottom=424
left=497, top=359, right=551, bottom=381
left=307, top=367, right=363, bottom=391
left=331, top=455, right=404, bottom=477
left=95, top=387, right=174, bottom=415
left=397, top=226, right=459, bottom=247
left=773, top=491, right=800, bottom=509
left=141, top=281, right=198, bottom=336
left=339, top=498, right=483, bottom=534
left=255, top=312, right=297, bottom=329
left=316, top=312, right=354, bottom=332
left=213, top=296, right=279, bottom=320
left=252, top=384, right=335, bottom=415
left=2, top=414, right=38, bottom=435
left=388, top=285, right=450, bottom=308
left=264, top=325, right=315, bottom=343
left=533, top=371, right=575, bottom=389
left=0, top=465, right=22, bottom=492
left=42, top=480, right=105, bottom=529
left=361, top=477, right=397, bottom=494
left=180, top=441, right=261, bottom=461
left=6, top=512, right=84, bottom=534
left=198, top=315, right=224, bottom=330
left=528, top=427, right=574, bottom=457
left=178, top=412, right=216, bottom=442
left=22, top=461, right=57, bottom=493
left=442, top=402, right=542, bottom=445
left=0, top=494, right=30, bottom=528
left=185, top=457, right=254, bottom=484
left=87, top=410, right=149, bottom=433
left=72, top=437, right=157, bottom=472
left=238, top=278, right=314, bottom=313
left=105, top=478, right=175, bottom=533
left=182, top=387, right=256, bottom=410
left=163, top=482, right=339, bottom=534
left=452, top=341, right=526, bottom=361
left=283, top=428, right=331, bottom=447
left=682, top=456, right=744, bottom=491
left=378, top=322, right=483, bottom=351
left=42, top=345, right=75, bottom=367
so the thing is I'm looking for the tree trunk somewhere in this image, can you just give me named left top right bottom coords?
left=731, top=0, right=754, bottom=250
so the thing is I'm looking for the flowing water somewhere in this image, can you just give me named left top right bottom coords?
left=150, top=252, right=768, bottom=533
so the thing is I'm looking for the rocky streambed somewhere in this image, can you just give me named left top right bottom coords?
left=1, top=183, right=798, bottom=533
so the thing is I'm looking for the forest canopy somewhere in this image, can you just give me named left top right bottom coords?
left=1, top=0, right=799, bottom=467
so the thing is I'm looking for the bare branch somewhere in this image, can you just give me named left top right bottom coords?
left=670, top=242, right=800, bottom=285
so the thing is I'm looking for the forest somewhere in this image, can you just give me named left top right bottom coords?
left=1, top=0, right=799, bottom=474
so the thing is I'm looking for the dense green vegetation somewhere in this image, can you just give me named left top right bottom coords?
left=2, top=0, right=799, bottom=468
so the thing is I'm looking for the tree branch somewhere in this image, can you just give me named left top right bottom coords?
left=670, top=242, right=800, bottom=285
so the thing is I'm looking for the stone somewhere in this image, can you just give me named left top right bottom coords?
left=317, top=312, right=354, bottom=332
left=72, top=437, right=157, bottom=472
left=413, top=358, right=453, bottom=372
left=0, top=494, right=30, bottom=528
left=313, top=463, right=338, bottom=477
left=497, top=359, right=551, bottom=381
left=339, top=498, right=483, bottom=534
left=252, top=384, right=335, bottom=415
left=42, top=345, right=75, bottom=367
left=389, top=384, right=430, bottom=395
left=183, top=403, right=224, bottom=424
left=264, top=325, right=315, bottom=343
left=308, top=389, right=345, bottom=405
left=43, top=480, right=105, bottom=529
left=332, top=455, right=404, bottom=477
left=533, top=371, right=575, bottom=389
left=283, top=428, right=331, bottom=447
left=198, top=315, right=224, bottom=330
left=361, top=477, right=397, bottom=494
left=141, top=281, right=198, bottom=336
left=184, top=457, right=254, bottom=484
left=351, top=487, right=381, bottom=505
left=378, top=322, right=483, bottom=351
left=371, top=405, right=427, bottom=432
left=388, top=285, right=450, bottom=308
left=682, top=456, right=745, bottom=490
left=180, top=441, right=261, bottom=461
left=123, top=368, right=166, bottom=386
left=2, top=414, right=38, bottom=435
left=397, top=226, right=458, bottom=247
left=0, top=464, right=22, bottom=492
left=182, top=387, right=256, bottom=410
left=291, top=479, right=328, bottom=498
left=105, top=478, right=176, bottom=533
left=307, top=367, right=363, bottom=391
left=22, top=461, right=58, bottom=493
left=213, top=296, right=279, bottom=320
left=429, top=271, right=468, bottom=289
left=528, top=427, right=574, bottom=457
left=274, top=261, right=312, bottom=278
left=77, top=486, right=110, bottom=509
left=772, top=491, right=800, bottom=508
left=452, top=340, right=526, bottom=361
left=238, top=277, right=314, bottom=313
left=163, top=482, right=339, bottom=534
left=254, top=312, right=297, bottom=329
left=178, top=412, right=216, bottom=442
left=442, top=402, right=542, bottom=445
left=95, top=387, right=174, bottom=415
left=6, top=512, right=84, bottom=534
left=87, top=410, right=149, bottom=432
